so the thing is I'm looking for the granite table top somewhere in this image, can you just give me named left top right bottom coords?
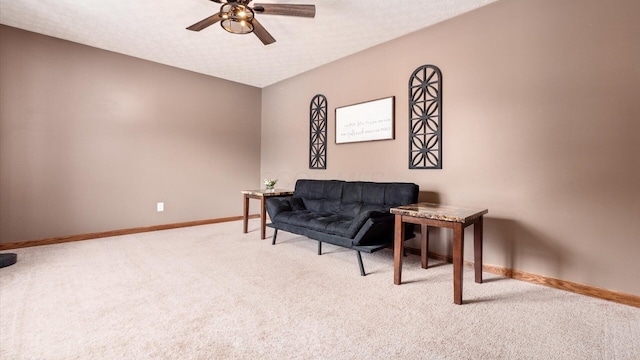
left=241, top=189, right=294, bottom=197
left=390, top=202, right=488, bottom=223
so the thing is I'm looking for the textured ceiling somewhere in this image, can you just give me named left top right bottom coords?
left=0, top=0, right=496, bottom=88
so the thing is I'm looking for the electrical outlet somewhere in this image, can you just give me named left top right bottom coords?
left=157, top=202, right=164, bottom=212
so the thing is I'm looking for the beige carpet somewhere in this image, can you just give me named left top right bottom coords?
left=1, top=219, right=639, bottom=359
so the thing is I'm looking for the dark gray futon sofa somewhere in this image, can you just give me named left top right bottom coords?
left=265, top=179, right=419, bottom=275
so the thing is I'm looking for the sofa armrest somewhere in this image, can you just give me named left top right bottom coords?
left=265, top=197, right=293, bottom=220
left=347, top=210, right=390, bottom=235
left=266, top=196, right=307, bottom=221
left=351, top=213, right=395, bottom=246
left=368, top=210, right=391, bottom=219
left=351, top=213, right=416, bottom=247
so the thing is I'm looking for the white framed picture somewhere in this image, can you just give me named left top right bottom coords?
left=335, top=96, right=395, bottom=144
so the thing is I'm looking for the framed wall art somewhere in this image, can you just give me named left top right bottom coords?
left=335, top=96, right=395, bottom=144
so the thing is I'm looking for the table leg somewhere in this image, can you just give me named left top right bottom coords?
left=453, top=222, right=464, bottom=305
left=393, top=215, right=405, bottom=285
left=421, top=224, right=429, bottom=269
left=474, top=216, right=483, bottom=284
left=260, top=197, right=267, bottom=240
left=243, top=195, right=249, bottom=234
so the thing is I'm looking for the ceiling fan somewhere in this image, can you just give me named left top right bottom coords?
left=187, top=0, right=316, bottom=45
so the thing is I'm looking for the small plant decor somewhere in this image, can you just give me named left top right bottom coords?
left=264, top=178, right=278, bottom=191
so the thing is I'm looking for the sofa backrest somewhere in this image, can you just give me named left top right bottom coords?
left=294, top=179, right=343, bottom=213
left=294, top=179, right=419, bottom=217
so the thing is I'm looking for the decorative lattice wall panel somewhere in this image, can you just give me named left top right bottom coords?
left=309, top=94, right=327, bottom=169
left=409, top=65, right=442, bottom=169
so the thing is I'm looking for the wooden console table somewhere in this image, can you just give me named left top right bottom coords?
left=241, top=189, right=293, bottom=239
left=391, top=203, right=488, bottom=305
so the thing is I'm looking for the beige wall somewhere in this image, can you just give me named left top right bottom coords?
left=0, top=25, right=262, bottom=243
left=261, top=0, right=640, bottom=295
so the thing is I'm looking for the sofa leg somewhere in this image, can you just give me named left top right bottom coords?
left=272, top=229, right=278, bottom=245
left=318, top=241, right=322, bottom=255
left=356, top=251, right=366, bottom=276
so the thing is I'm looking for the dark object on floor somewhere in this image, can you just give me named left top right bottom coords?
left=0, top=253, right=17, bottom=268
left=266, top=179, right=419, bottom=276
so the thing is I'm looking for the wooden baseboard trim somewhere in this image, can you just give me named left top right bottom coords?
left=405, top=247, right=640, bottom=308
left=0, top=214, right=260, bottom=251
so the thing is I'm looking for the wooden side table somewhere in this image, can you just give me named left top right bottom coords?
left=391, top=203, right=488, bottom=305
left=241, top=189, right=294, bottom=239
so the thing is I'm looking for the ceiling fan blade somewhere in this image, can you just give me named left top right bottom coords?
left=253, top=4, right=316, bottom=18
left=252, top=18, right=276, bottom=45
left=187, top=13, right=223, bottom=31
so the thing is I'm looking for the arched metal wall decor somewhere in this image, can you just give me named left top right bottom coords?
left=309, top=94, right=327, bottom=169
left=409, top=65, right=442, bottom=169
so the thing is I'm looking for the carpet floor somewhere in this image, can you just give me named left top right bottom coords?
left=1, top=219, right=639, bottom=359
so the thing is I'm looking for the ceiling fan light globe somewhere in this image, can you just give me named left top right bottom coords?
left=219, top=3, right=255, bottom=34
left=221, top=19, right=254, bottom=34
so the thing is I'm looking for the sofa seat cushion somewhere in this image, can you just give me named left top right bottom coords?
left=273, top=210, right=357, bottom=238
